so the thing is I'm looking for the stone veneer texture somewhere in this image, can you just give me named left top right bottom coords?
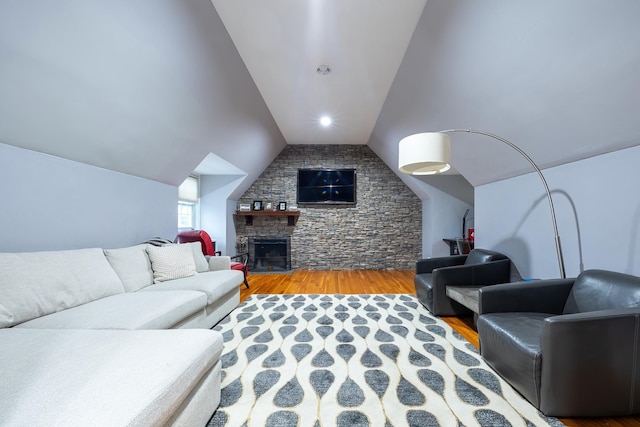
left=235, top=145, right=421, bottom=270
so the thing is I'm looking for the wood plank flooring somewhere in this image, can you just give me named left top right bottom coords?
left=239, top=270, right=640, bottom=427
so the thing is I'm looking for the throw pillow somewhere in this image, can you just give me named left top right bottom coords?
left=158, top=242, right=209, bottom=273
left=146, top=244, right=197, bottom=283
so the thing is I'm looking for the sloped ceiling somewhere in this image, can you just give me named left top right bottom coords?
left=371, top=0, right=640, bottom=187
left=0, top=0, right=285, bottom=194
left=1, top=0, right=639, bottom=198
left=212, top=0, right=426, bottom=145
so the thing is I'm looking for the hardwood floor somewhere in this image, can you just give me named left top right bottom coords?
left=240, top=270, right=640, bottom=427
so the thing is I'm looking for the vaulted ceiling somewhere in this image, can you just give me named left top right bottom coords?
left=1, top=1, right=639, bottom=200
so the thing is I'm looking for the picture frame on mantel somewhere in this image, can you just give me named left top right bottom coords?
left=252, top=200, right=263, bottom=211
left=277, top=201, right=287, bottom=211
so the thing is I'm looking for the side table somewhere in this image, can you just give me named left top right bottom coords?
left=445, top=285, right=484, bottom=327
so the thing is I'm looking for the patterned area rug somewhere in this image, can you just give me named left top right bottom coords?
left=208, top=294, right=564, bottom=427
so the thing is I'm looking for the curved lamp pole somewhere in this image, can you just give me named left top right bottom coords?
left=399, top=128, right=566, bottom=278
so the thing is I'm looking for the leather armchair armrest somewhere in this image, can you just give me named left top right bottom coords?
left=540, top=308, right=640, bottom=416
left=416, top=255, right=466, bottom=274
left=478, top=278, right=575, bottom=315
left=434, top=258, right=511, bottom=287
left=427, top=259, right=511, bottom=316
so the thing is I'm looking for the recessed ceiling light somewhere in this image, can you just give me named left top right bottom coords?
left=320, top=116, right=332, bottom=127
left=316, top=65, right=331, bottom=75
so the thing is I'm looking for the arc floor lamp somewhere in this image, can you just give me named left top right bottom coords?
left=398, top=128, right=566, bottom=279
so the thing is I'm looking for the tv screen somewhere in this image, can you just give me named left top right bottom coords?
left=297, top=168, right=356, bottom=204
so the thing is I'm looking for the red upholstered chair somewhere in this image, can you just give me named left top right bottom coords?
left=175, top=230, right=249, bottom=289
left=176, top=230, right=217, bottom=256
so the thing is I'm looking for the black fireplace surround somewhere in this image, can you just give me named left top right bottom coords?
left=249, top=237, right=291, bottom=272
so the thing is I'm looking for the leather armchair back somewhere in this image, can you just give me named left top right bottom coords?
left=563, top=269, right=640, bottom=314
left=464, top=248, right=509, bottom=266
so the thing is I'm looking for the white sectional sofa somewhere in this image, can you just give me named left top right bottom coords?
left=0, top=242, right=243, bottom=426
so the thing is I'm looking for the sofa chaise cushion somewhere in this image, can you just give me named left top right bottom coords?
left=141, top=270, right=243, bottom=305
left=14, top=291, right=207, bottom=330
left=0, top=328, right=223, bottom=427
left=0, top=248, right=125, bottom=328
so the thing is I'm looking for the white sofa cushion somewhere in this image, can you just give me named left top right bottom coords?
left=208, top=255, right=231, bottom=271
left=141, top=270, right=243, bottom=305
left=146, top=244, right=197, bottom=283
left=186, top=242, right=209, bottom=273
left=14, top=291, right=206, bottom=330
left=104, top=244, right=154, bottom=292
left=0, top=328, right=223, bottom=427
left=0, top=248, right=124, bottom=328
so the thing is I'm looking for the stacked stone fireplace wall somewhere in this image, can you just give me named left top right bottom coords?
left=234, top=145, right=421, bottom=270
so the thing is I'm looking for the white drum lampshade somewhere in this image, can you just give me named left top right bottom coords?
left=398, top=132, right=452, bottom=175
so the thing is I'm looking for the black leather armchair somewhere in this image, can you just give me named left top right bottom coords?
left=414, top=248, right=512, bottom=316
left=477, top=269, right=640, bottom=417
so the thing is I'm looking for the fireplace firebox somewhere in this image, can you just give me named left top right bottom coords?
left=249, top=237, right=291, bottom=272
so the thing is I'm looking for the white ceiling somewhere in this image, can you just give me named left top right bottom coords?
left=1, top=0, right=639, bottom=198
left=212, top=0, right=426, bottom=145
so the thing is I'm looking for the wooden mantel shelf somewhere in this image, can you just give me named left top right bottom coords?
left=235, top=210, right=300, bottom=226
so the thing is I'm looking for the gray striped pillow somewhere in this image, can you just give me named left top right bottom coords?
left=146, top=244, right=197, bottom=283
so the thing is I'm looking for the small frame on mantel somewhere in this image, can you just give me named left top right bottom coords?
left=277, top=201, right=287, bottom=211
left=252, top=200, right=263, bottom=211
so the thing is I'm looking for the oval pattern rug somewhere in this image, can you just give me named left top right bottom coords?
left=209, top=294, right=564, bottom=427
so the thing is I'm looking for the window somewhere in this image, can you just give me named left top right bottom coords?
left=178, top=201, right=196, bottom=228
left=178, top=176, right=199, bottom=229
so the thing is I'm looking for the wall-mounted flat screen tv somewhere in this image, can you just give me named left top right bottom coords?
left=297, top=168, right=356, bottom=204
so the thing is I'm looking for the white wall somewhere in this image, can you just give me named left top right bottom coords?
left=422, top=188, right=474, bottom=259
left=476, top=145, right=640, bottom=279
left=199, top=174, right=246, bottom=255
left=0, top=143, right=177, bottom=252
left=399, top=175, right=474, bottom=259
